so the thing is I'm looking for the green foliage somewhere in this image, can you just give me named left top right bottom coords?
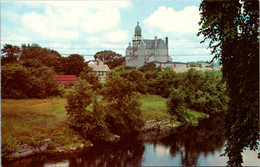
left=66, top=68, right=145, bottom=142
left=108, top=66, right=147, bottom=94
left=1, top=64, right=62, bottom=99
left=61, top=54, right=85, bottom=76
left=198, top=0, right=259, bottom=166
left=154, top=67, right=179, bottom=97
left=1, top=136, right=20, bottom=158
left=94, top=50, right=125, bottom=69
left=167, top=86, right=188, bottom=123
left=138, top=62, right=161, bottom=94
left=20, top=43, right=62, bottom=70
left=103, top=68, right=145, bottom=134
left=1, top=63, right=32, bottom=98
left=66, top=79, right=113, bottom=142
left=167, top=69, right=229, bottom=123
left=1, top=44, right=20, bottom=66
left=79, top=66, right=102, bottom=91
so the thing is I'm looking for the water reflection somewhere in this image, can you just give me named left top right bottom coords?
left=68, top=139, right=145, bottom=167
left=3, top=114, right=258, bottom=167
left=144, top=114, right=226, bottom=166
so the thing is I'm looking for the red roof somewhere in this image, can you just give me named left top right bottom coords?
left=55, top=75, right=77, bottom=85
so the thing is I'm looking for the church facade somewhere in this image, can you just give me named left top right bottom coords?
left=126, top=22, right=172, bottom=67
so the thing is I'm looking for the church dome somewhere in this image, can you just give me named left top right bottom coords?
left=127, top=42, right=132, bottom=50
left=135, top=21, right=142, bottom=36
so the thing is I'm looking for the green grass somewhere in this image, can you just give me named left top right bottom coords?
left=140, top=94, right=176, bottom=122
left=1, top=97, right=88, bottom=151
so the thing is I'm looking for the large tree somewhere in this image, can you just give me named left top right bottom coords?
left=1, top=44, right=21, bottom=65
left=94, top=50, right=125, bottom=69
left=62, top=54, right=85, bottom=76
left=198, top=0, right=259, bottom=166
left=20, top=44, right=62, bottom=69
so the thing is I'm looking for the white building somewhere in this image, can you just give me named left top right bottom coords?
left=88, top=61, right=110, bottom=83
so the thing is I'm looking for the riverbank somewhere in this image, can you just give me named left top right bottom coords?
left=2, top=94, right=206, bottom=160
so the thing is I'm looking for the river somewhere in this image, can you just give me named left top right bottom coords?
left=2, top=114, right=259, bottom=167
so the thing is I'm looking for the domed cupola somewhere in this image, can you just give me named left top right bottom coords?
left=135, top=21, right=142, bottom=36
left=127, top=42, right=132, bottom=50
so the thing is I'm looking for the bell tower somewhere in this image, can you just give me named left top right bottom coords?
left=133, top=21, right=142, bottom=47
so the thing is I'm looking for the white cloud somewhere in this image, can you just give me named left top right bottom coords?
left=22, top=11, right=79, bottom=39
left=18, top=1, right=132, bottom=40
left=81, top=8, right=120, bottom=33
left=103, top=30, right=128, bottom=42
left=144, top=6, right=200, bottom=34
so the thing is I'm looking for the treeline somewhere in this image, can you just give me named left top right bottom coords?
left=1, top=44, right=124, bottom=98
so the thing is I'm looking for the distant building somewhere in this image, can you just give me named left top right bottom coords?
left=55, top=75, right=76, bottom=85
left=126, top=22, right=172, bottom=67
left=88, top=61, right=110, bottom=83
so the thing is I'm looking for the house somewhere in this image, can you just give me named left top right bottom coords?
left=55, top=75, right=77, bottom=85
left=88, top=61, right=110, bottom=83
left=126, top=22, right=172, bottom=67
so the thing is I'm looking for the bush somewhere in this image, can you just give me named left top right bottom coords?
left=167, top=86, right=188, bottom=123
left=154, top=67, right=179, bottom=97
left=66, top=79, right=113, bottom=142
left=167, top=69, right=229, bottom=122
left=110, top=66, right=147, bottom=94
left=1, top=136, right=20, bottom=158
left=1, top=64, right=62, bottom=99
left=1, top=64, right=32, bottom=98
left=79, top=66, right=102, bottom=91
left=103, top=68, right=144, bottom=135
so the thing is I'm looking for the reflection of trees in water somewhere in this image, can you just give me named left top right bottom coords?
left=151, top=114, right=226, bottom=166
left=69, top=139, right=145, bottom=167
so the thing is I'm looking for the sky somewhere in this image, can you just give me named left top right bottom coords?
left=1, top=0, right=214, bottom=62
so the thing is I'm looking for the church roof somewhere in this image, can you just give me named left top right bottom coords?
left=89, top=64, right=110, bottom=72
left=143, top=39, right=167, bottom=49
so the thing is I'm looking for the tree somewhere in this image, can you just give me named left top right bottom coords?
left=20, top=44, right=62, bottom=70
left=1, top=44, right=20, bottom=65
left=1, top=64, right=32, bottom=98
left=198, top=0, right=259, bottom=166
left=154, top=67, right=178, bottom=97
left=79, top=66, right=102, bottom=91
left=66, top=79, right=113, bottom=142
left=94, top=50, right=125, bottom=69
left=167, top=69, right=229, bottom=122
left=111, top=66, right=147, bottom=94
left=102, top=68, right=144, bottom=135
left=1, top=64, right=62, bottom=99
left=62, top=54, right=85, bottom=76
left=138, top=62, right=162, bottom=94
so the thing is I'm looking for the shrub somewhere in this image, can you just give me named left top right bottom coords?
left=103, top=69, right=144, bottom=135
left=66, top=79, right=113, bottom=142
left=1, top=136, right=20, bottom=158
left=167, top=69, right=229, bottom=122
left=1, top=64, right=62, bottom=99
left=79, top=66, right=102, bottom=91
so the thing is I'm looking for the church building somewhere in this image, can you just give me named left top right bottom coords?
left=126, top=22, right=172, bottom=67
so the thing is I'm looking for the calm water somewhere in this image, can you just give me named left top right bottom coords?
left=3, top=115, right=259, bottom=167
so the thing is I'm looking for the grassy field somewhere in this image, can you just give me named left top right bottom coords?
left=1, top=94, right=205, bottom=153
left=1, top=98, right=88, bottom=151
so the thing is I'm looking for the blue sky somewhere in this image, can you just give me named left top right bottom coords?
left=1, top=0, right=213, bottom=62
